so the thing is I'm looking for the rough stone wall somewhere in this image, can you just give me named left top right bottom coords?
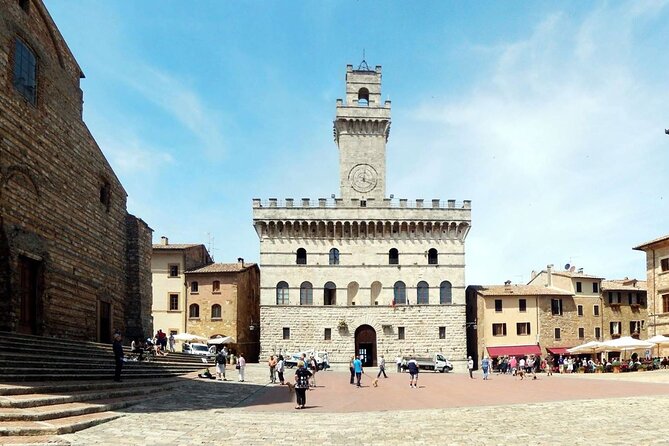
left=644, top=241, right=669, bottom=336
left=235, top=266, right=260, bottom=361
left=0, top=0, right=147, bottom=341
left=538, top=296, right=582, bottom=351
left=124, top=215, right=153, bottom=340
left=260, top=304, right=467, bottom=371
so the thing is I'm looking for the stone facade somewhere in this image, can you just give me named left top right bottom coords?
left=253, top=63, right=472, bottom=370
left=0, top=0, right=152, bottom=341
left=634, top=235, right=669, bottom=337
left=185, top=261, right=260, bottom=361
left=150, top=237, right=212, bottom=338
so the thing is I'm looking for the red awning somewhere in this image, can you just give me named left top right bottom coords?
left=546, top=347, right=573, bottom=356
left=487, top=345, right=542, bottom=358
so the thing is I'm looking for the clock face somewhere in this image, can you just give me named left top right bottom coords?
left=349, top=164, right=378, bottom=193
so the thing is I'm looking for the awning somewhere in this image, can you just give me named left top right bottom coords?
left=486, top=345, right=542, bottom=358
left=546, top=347, right=573, bottom=356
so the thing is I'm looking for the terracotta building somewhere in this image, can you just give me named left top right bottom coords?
left=151, top=237, right=212, bottom=337
left=601, top=279, right=647, bottom=339
left=634, top=234, right=669, bottom=337
left=185, top=260, right=260, bottom=361
left=0, top=0, right=152, bottom=341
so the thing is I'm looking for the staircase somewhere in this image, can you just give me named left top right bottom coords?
left=0, top=331, right=210, bottom=440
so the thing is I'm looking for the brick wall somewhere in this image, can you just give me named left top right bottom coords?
left=0, top=0, right=150, bottom=341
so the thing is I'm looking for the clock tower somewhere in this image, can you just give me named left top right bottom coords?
left=334, top=62, right=391, bottom=201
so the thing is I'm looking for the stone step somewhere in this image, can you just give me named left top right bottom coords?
left=0, top=371, right=190, bottom=382
left=0, top=411, right=123, bottom=436
left=0, top=393, right=152, bottom=420
left=0, top=382, right=172, bottom=409
left=0, top=331, right=114, bottom=351
left=0, top=359, right=203, bottom=371
left=0, top=378, right=180, bottom=396
left=0, top=434, right=68, bottom=445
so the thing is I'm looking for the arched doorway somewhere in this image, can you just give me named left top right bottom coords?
left=354, top=324, right=376, bottom=367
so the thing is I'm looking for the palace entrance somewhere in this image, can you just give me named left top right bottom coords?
left=18, top=256, right=41, bottom=335
left=354, top=324, right=376, bottom=367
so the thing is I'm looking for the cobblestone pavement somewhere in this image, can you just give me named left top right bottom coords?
left=51, top=366, right=669, bottom=446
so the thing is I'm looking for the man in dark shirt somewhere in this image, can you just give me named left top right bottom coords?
left=113, top=332, right=124, bottom=382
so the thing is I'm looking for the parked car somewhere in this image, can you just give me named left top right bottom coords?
left=183, top=343, right=215, bottom=356
left=402, top=353, right=453, bottom=373
left=284, top=351, right=330, bottom=370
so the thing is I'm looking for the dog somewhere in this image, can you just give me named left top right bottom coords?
left=285, top=382, right=295, bottom=393
left=372, top=378, right=379, bottom=387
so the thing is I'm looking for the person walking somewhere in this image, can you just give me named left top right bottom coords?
left=467, top=356, right=474, bottom=379
left=309, top=355, right=318, bottom=387
left=377, top=354, right=388, bottom=378
left=215, top=348, right=227, bottom=381
left=353, top=355, right=363, bottom=387
left=168, top=333, right=175, bottom=353
left=481, top=356, right=490, bottom=380
left=268, top=355, right=277, bottom=383
left=349, top=355, right=355, bottom=385
left=395, top=355, right=402, bottom=373
left=237, top=353, right=246, bottom=382
left=277, top=355, right=286, bottom=385
left=294, top=361, right=312, bottom=410
left=407, top=357, right=419, bottom=388
left=112, top=332, right=124, bottom=382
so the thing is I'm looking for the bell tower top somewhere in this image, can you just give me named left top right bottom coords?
left=344, top=63, right=383, bottom=107
left=334, top=62, right=391, bottom=202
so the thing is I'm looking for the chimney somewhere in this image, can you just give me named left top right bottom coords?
left=504, top=280, right=512, bottom=287
left=160, top=236, right=168, bottom=245
left=546, top=264, right=553, bottom=287
left=237, top=257, right=244, bottom=267
left=531, top=270, right=537, bottom=280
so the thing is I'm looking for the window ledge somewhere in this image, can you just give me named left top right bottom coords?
left=212, top=291, right=221, bottom=294
left=189, top=317, right=200, bottom=320
left=211, top=317, right=222, bottom=321
left=167, top=310, right=180, bottom=313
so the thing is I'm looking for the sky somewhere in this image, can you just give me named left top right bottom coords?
left=44, top=1, right=669, bottom=285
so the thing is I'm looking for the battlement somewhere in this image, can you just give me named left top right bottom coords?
left=252, top=198, right=471, bottom=210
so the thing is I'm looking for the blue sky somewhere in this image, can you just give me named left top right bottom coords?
left=45, top=1, right=669, bottom=285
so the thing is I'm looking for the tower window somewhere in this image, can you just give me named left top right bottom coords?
left=329, top=248, right=340, bottom=265
left=389, top=248, right=399, bottom=265
left=276, top=281, right=289, bottom=305
left=19, top=0, right=30, bottom=13
left=357, top=87, right=369, bottom=106
left=417, top=281, right=429, bottom=304
left=428, top=248, right=438, bottom=265
left=393, top=281, right=406, bottom=305
left=324, top=282, right=337, bottom=305
left=189, top=304, right=199, bottom=318
left=211, top=304, right=221, bottom=319
left=300, top=281, right=313, bottom=305
left=439, top=281, right=452, bottom=305
left=13, top=39, right=37, bottom=105
left=296, top=248, right=307, bottom=265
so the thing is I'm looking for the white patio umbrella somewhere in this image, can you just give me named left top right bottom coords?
left=567, top=341, right=605, bottom=354
left=172, top=333, right=207, bottom=342
left=207, top=335, right=234, bottom=345
left=600, top=336, right=655, bottom=352
left=646, top=335, right=669, bottom=357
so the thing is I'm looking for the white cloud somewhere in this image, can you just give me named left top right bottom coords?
left=392, top=3, right=669, bottom=284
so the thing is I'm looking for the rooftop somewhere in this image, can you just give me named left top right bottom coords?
left=186, top=263, right=257, bottom=274
left=602, top=279, right=647, bottom=291
left=550, top=270, right=604, bottom=280
left=633, top=234, right=669, bottom=251
left=473, top=284, right=572, bottom=297
left=152, top=243, right=202, bottom=250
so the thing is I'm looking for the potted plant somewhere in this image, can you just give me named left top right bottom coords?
left=612, top=360, right=621, bottom=373
left=595, top=365, right=604, bottom=373
left=577, top=366, right=585, bottom=373
left=337, top=319, right=348, bottom=331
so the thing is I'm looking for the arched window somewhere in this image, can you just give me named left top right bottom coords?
left=417, top=281, right=429, bottom=304
left=276, top=281, right=289, bottom=305
left=212, top=280, right=220, bottom=292
left=389, top=248, right=399, bottom=265
left=428, top=248, right=438, bottom=265
left=211, top=304, right=221, bottom=319
left=324, top=281, right=336, bottom=305
left=190, top=281, right=199, bottom=293
left=357, top=87, right=369, bottom=106
left=440, top=281, right=452, bottom=305
left=394, top=281, right=406, bottom=305
left=300, top=281, right=313, bottom=305
left=296, top=248, right=307, bottom=265
left=13, top=39, right=37, bottom=105
left=189, top=304, right=200, bottom=318
left=329, top=248, right=340, bottom=265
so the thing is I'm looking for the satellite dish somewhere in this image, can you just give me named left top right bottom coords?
left=564, top=263, right=570, bottom=270
left=569, top=266, right=576, bottom=272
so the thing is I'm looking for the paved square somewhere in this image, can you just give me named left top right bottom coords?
left=48, top=365, right=669, bottom=445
